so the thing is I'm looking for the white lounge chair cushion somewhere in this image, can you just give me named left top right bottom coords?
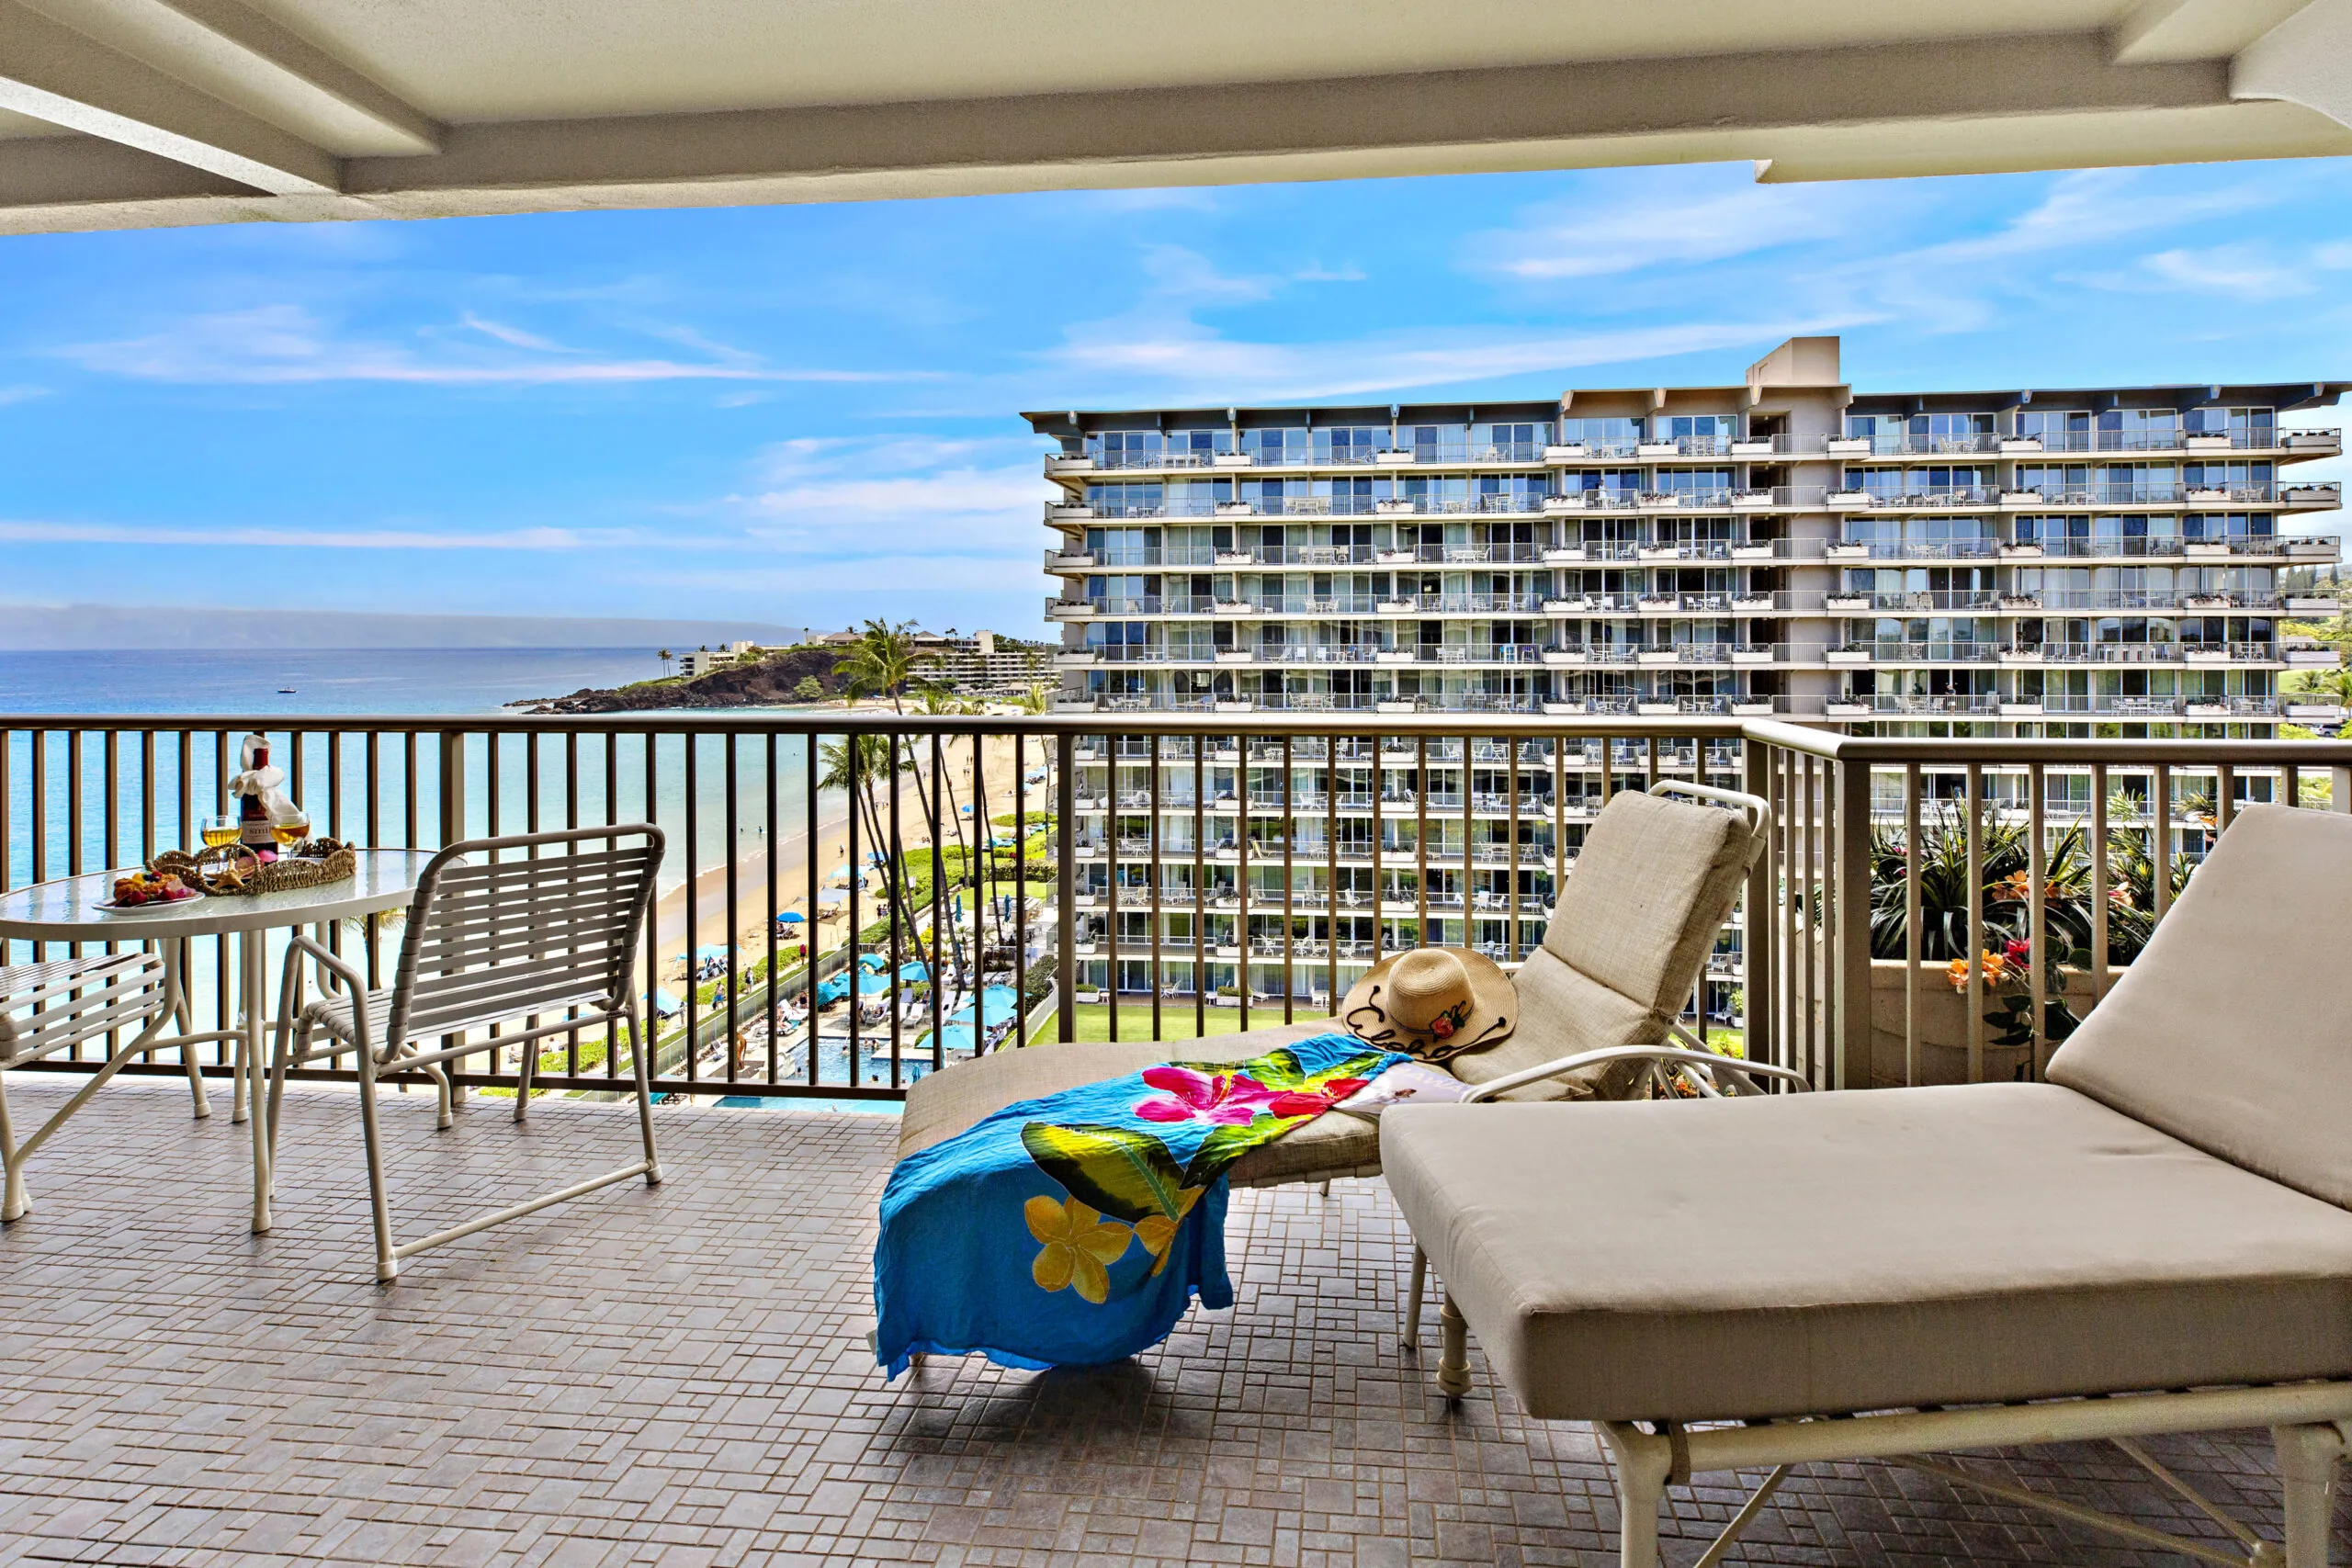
left=2048, top=803, right=2352, bottom=1210
left=1544, top=788, right=1751, bottom=1026
left=897, top=1022, right=1390, bottom=1187
left=1380, top=1083, right=2352, bottom=1421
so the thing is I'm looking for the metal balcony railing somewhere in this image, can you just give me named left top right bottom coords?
left=6, top=713, right=2340, bottom=1105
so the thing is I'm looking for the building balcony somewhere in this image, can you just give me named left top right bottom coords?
left=6, top=705, right=2344, bottom=1568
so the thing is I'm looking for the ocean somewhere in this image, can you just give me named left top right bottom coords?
left=2, top=647, right=837, bottom=954
left=0, top=646, right=669, bottom=717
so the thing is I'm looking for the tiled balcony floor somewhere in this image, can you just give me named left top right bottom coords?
left=1, top=1077, right=2346, bottom=1568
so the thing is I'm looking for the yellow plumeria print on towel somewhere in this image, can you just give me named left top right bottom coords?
left=1024, top=1194, right=1134, bottom=1303
left=1131, top=1186, right=1206, bottom=1278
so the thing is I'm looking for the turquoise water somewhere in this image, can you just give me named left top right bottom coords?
left=1, top=649, right=837, bottom=1026
left=2, top=648, right=828, bottom=901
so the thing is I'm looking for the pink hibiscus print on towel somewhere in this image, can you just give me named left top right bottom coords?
left=1135, top=1066, right=1373, bottom=1124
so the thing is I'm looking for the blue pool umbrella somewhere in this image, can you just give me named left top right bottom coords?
left=858, top=952, right=889, bottom=973
left=775, top=910, right=805, bottom=925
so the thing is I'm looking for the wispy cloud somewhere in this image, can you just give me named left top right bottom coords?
left=58, top=305, right=941, bottom=387
left=0, top=519, right=618, bottom=550
left=1043, top=315, right=1862, bottom=404
left=1463, top=179, right=1866, bottom=282
left=0, top=383, right=50, bottom=405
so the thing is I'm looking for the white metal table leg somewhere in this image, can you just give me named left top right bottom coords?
left=243, top=930, right=270, bottom=1233
left=158, top=942, right=209, bottom=1120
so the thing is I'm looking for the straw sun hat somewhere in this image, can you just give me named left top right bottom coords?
left=1340, top=947, right=1516, bottom=1063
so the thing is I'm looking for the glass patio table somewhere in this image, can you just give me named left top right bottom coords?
left=0, top=850, right=436, bottom=1234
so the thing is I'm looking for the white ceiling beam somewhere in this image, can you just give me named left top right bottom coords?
left=2112, top=0, right=2315, bottom=63
left=133, top=0, right=441, bottom=152
left=345, top=34, right=2237, bottom=206
left=0, top=0, right=339, bottom=193
left=2232, top=0, right=2352, bottom=130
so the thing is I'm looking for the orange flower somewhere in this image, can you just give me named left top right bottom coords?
left=1945, top=949, right=2009, bottom=991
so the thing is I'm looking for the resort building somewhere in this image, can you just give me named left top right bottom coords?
left=1027, top=339, right=2346, bottom=1008
left=1029, top=337, right=2345, bottom=733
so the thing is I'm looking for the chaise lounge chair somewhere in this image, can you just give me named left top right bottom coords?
left=897, top=780, right=1776, bottom=1198
left=1380, top=802, right=2352, bottom=1566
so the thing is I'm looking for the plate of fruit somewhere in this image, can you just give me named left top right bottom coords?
left=92, top=869, right=204, bottom=915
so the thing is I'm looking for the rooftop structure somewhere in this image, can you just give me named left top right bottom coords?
left=5, top=2, right=2352, bottom=234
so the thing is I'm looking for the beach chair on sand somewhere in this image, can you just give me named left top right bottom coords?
left=1381, top=803, right=2352, bottom=1567
left=898, top=778, right=1783, bottom=1210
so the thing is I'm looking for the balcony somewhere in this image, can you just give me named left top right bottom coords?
left=4, top=709, right=2346, bottom=1568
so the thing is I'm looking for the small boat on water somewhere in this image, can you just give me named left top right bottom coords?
left=277, top=687, right=297, bottom=694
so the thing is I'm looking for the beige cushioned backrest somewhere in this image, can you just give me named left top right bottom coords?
left=2047, top=804, right=2352, bottom=1211
left=1447, top=788, right=1755, bottom=1099
left=1544, top=788, right=1752, bottom=1016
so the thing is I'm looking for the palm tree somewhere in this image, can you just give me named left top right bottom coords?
left=816, top=733, right=954, bottom=985
left=657, top=648, right=673, bottom=677
left=832, top=618, right=937, bottom=712
left=1014, top=681, right=1053, bottom=716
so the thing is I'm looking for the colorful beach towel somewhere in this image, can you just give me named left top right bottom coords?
left=874, top=1032, right=1405, bottom=1377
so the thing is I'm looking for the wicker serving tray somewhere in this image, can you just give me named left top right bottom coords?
left=153, top=840, right=357, bottom=897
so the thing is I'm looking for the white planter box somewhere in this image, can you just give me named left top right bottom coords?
left=1376, top=600, right=1418, bottom=615
left=1544, top=444, right=1588, bottom=460
left=1543, top=649, right=1589, bottom=665
left=1826, top=438, right=1871, bottom=456
left=1374, top=451, right=1417, bottom=466
left=1374, top=649, right=1415, bottom=664
left=1216, top=502, right=1254, bottom=516
left=1375, top=700, right=1419, bottom=715
left=1213, top=452, right=1252, bottom=468
left=1636, top=442, right=1678, bottom=457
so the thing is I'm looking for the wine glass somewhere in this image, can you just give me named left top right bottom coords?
left=199, top=815, right=241, bottom=848
left=271, top=810, right=311, bottom=852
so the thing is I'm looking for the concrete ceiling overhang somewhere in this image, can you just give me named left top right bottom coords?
left=3, top=0, right=2351, bottom=234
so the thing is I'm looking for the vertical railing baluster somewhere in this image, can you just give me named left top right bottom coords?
left=1281, top=734, right=1295, bottom=1026
left=1193, top=732, right=1206, bottom=1039
left=2153, top=761, right=2174, bottom=927
left=1326, top=735, right=1340, bottom=1012
left=886, top=724, right=900, bottom=1086
left=1505, top=730, right=1520, bottom=965
left=765, top=728, right=779, bottom=1085
left=804, top=731, right=819, bottom=1088
left=1106, top=733, right=1120, bottom=1043
left=1015, top=728, right=1029, bottom=1047
left=2090, top=761, right=2109, bottom=1008
left=1056, top=730, right=1076, bottom=1046
left=1367, top=729, right=1384, bottom=974
left=1963, top=761, right=1984, bottom=1086
left=1235, top=732, right=1250, bottom=1033
left=1419, top=735, right=1433, bottom=965
left=1150, top=733, right=1163, bottom=1041
left=2028, top=761, right=2051, bottom=1079
left=1835, top=753, right=1871, bottom=1092
left=1904, top=761, right=1923, bottom=1089
left=844, top=728, right=859, bottom=1089
left=935, top=733, right=951, bottom=1064
left=1795, top=752, right=1815, bottom=1088
left=726, top=730, right=741, bottom=1085
left=642, top=730, right=660, bottom=1089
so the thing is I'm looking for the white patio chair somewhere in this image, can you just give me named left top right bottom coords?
left=2, top=950, right=186, bottom=1222
left=266, top=825, right=665, bottom=1280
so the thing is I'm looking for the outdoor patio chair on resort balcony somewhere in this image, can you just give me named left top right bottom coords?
left=267, top=826, right=666, bottom=1281
left=898, top=776, right=1781, bottom=1221
left=1381, top=803, right=2352, bottom=1568
left=2, top=951, right=182, bottom=1223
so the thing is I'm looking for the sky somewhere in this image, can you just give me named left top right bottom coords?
left=0, top=155, right=2347, bottom=641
